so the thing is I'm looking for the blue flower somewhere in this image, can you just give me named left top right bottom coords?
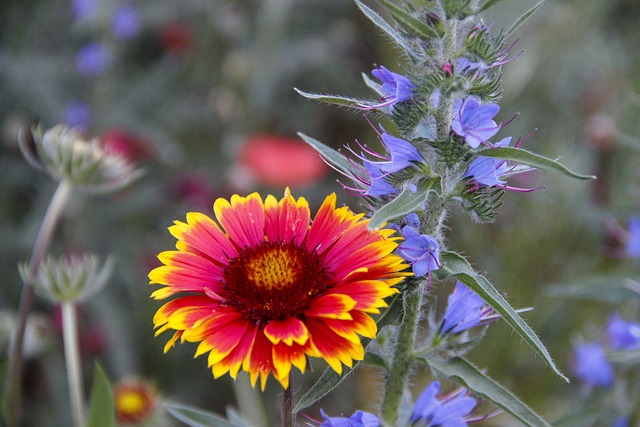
left=377, top=132, right=423, bottom=173
left=572, top=342, right=614, bottom=388
left=317, top=409, right=380, bottom=427
left=625, top=216, right=640, bottom=258
left=397, top=226, right=440, bottom=278
left=72, top=0, right=97, bottom=20
left=76, top=42, right=112, bottom=76
left=451, top=98, right=500, bottom=148
left=112, top=4, right=141, bottom=40
left=64, top=101, right=92, bottom=130
left=363, top=161, right=400, bottom=198
left=607, top=313, right=640, bottom=350
left=440, top=282, right=496, bottom=336
left=411, top=381, right=478, bottom=427
left=361, top=66, right=415, bottom=112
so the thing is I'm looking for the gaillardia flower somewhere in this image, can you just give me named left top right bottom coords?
left=149, top=189, right=408, bottom=390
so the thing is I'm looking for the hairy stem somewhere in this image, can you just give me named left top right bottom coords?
left=381, top=284, right=423, bottom=426
left=5, top=180, right=72, bottom=427
left=62, top=302, right=85, bottom=427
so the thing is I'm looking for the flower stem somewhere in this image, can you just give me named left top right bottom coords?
left=62, top=302, right=85, bottom=427
left=5, top=180, right=72, bottom=427
left=281, top=375, right=295, bottom=427
left=381, top=284, right=423, bottom=426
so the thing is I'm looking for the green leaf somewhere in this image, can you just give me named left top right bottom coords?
left=164, top=401, right=247, bottom=427
left=423, top=355, right=551, bottom=427
left=476, top=0, right=505, bottom=13
left=294, top=294, right=403, bottom=411
left=476, top=146, right=595, bottom=180
left=545, top=274, right=639, bottom=303
left=86, top=363, right=115, bottom=427
left=436, top=251, right=569, bottom=382
left=354, top=0, right=419, bottom=58
left=376, top=0, right=440, bottom=39
left=367, top=178, right=441, bottom=230
left=506, top=0, right=545, bottom=40
left=296, top=132, right=359, bottom=178
left=294, top=88, right=370, bottom=109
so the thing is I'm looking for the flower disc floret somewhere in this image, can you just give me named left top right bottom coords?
left=149, top=189, right=409, bottom=389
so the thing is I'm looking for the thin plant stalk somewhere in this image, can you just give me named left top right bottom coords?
left=281, top=374, right=295, bottom=427
left=5, top=180, right=73, bottom=427
left=62, top=302, right=85, bottom=427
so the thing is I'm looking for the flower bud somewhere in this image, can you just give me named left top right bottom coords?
left=19, top=124, right=142, bottom=193
left=20, top=254, right=114, bottom=304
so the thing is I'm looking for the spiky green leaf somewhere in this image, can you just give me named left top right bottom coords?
left=376, top=0, right=441, bottom=39
left=476, top=146, right=595, bottom=180
left=506, top=0, right=545, bottom=40
left=423, top=355, right=551, bottom=427
left=354, top=0, right=419, bottom=58
left=86, top=363, right=115, bottom=427
left=368, top=177, right=441, bottom=230
left=297, top=132, right=360, bottom=178
left=164, top=401, right=247, bottom=427
left=435, top=251, right=568, bottom=382
left=476, top=0, right=505, bottom=13
left=294, top=88, right=370, bottom=109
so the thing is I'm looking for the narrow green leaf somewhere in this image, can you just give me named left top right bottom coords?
left=506, top=0, right=545, bottom=40
left=294, top=88, right=370, bottom=109
left=423, top=355, right=551, bottom=427
left=476, top=0, right=505, bottom=13
left=376, top=0, right=440, bottom=39
left=86, top=363, right=115, bottom=427
left=368, top=178, right=441, bottom=230
left=545, top=274, right=638, bottom=303
left=164, top=401, right=246, bottom=427
left=436, top=251, right=569, bottom=382
left=295, top=294, right=403, bottom=411
left=476, top=146, right=595, bottom=180
left=296, top=132, right=360, bottom=178
left=354, top=0, right=419, bottom=58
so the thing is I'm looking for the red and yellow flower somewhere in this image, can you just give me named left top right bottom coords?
left=149, top=189, right=409, bottom=389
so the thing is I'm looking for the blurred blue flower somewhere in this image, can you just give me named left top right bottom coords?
left=72, top=0, right=97, bottom=20
left=572, top=342, right=614, bottom=388
left=76, top=42, right=111, bottom=76
left=397, top=226, right=440, bottom=279
left=441, top=282, right=496, bottom=336
left=411, top=381, right=477, bottom=427
left=361, top=65, right=415, bottom=112
left=607, top=313, right=640, bottom=350
left=64, top=101, right=92, bottom=130
left=612, top=417, right=630, bottom=427
left=317, top=409, right=380, bottom=427
left=457, top=57, right=487, bottom=75
left=451, top=98, right=500, bottom=148
left=625, top=216, right=640, bottom=258
left=112, top=4, right=141, bottom=40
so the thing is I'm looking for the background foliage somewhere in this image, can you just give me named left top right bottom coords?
left=1, top=0, right=639, bottom=425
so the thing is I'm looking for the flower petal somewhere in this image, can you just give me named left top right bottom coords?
left=264, top=317, right=309, bottom=346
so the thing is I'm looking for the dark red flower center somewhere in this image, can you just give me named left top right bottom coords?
left=222, top=241, right=333, bottom=322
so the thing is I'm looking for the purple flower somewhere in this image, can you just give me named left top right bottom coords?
left=441, top=282, right=497, bottom=336
left=363, top=161, right=400, bottom=197
left=463, top=137, right=537, bottom=193
left=64, top=101, right=92, bottom=130
left=572, top=342, right=614, bottom=388
left=112, top=4, right=141, bottom=40
left=625, top=217, right=640, bottom=258
left=397, top=226, right=440, bottom=279
left=360, top=66, right=415, bottom=112
left=377, top=132, right=423, bottom=172
left=72, top=0, right=97, bottom=20
left=317, top=409, right=380, bottom=427
left=76, top=42, right=111, bottom=76
left=411, top=381, right=478, bottom=427
left=607, top=313, right=640, bottom=350
left=451, top=98, right=500, bottom=148
left=457, top=57, right=487, bottom=76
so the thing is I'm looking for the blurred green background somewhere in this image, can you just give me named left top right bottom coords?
left=1, top=0, right=640, bottom=425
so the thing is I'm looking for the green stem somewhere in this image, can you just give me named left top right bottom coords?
left=62, top=302, right=85, bottom=427
left=381, top=284, right=423, bottom=426
left=5, top=181, right=73, bottom=427
left=281, top=375, right=295, bottom=427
